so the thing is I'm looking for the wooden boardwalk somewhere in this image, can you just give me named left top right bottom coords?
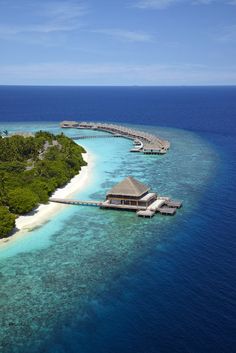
left=49, top=197, right=182, bottom=217
left=60, top=121, right=170, bottom=154
left=71, top=134, right=122, bottom=140
left=49, top=198, right=102, bottom=207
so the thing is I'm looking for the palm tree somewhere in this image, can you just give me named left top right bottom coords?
left=3, top=130, right=9, bottom=136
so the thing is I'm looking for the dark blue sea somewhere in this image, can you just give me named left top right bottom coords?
left=0, top=86, right=235, bottom=353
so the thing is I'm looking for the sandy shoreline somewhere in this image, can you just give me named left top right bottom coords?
left=0, top=151, right=94, bottom=249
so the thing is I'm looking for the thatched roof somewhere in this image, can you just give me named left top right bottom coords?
left=107, top=176, right=150, bottom=197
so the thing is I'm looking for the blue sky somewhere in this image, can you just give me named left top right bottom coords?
left=0, top=0, right=236, bottom=85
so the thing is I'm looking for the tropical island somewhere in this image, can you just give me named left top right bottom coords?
left=0, top=131, right=86, bottom=238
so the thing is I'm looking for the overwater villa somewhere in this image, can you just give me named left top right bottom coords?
left=50, top=176, right=182, bottom=218
left=102, top=176, right=182, bottom=216
left=60, top=120, right=170, bottom=154
left=105, top=176, right=157, bottom=208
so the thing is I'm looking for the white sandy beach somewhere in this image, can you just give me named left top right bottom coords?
left=0, top=151, right=94, bottom=248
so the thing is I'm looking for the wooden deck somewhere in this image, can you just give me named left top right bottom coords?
left=101, top=203, right=146, bottom=211
left=165, top=200, right=182, bottom=208
left=158, top=207, right=176, bottom=215
left=137, top=210, right=155, bottom=218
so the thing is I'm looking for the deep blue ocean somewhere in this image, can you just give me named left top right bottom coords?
left=0, top=86, right=235, bottom=353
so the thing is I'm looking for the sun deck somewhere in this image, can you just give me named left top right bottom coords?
left=137, top=210, right=155, bottom=218
left=165, top=200, right=182, bottom=208
left=147, top=199, right=166, bottom=211
left=158, top=207, right=177, bottom=215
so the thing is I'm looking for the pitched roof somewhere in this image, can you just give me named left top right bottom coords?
left=107, top=176, right=150, bottom=197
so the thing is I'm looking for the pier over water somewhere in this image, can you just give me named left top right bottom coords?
left=60, top=121, right=170, bottom=154
left=49, top=177, right=182, bottom=218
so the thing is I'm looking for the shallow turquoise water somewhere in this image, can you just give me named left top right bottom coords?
left=0, top=123, right=218, bottom=352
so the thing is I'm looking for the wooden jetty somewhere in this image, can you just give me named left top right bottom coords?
left=49, top=198, right=102, bottom=207
left=60, top=121, right=170, bottom=155
left=49, top=177, right=182, bottom=218
left=71, top=134, right=122, bottom=140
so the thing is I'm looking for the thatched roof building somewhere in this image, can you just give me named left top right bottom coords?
left=107, top=176, right=150, bottom=198
left=106, top=176, right=156, bottom=208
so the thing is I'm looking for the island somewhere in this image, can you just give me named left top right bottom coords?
left=0, top=131, right=86, bottom=238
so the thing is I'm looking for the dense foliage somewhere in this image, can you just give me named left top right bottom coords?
left=0, top=206, right=15, bottom=238
left=0, top=131, right=86, bottom=238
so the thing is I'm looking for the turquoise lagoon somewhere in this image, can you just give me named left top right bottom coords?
left=0, top=123, right=218, bottom=352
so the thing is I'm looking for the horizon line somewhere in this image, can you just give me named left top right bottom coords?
left=0, top=84, right=236, bottom=88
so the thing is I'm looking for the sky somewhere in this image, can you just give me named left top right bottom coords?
left=0, top=0, right=236, bottom=85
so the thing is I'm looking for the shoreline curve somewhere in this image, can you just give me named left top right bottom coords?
left=0, top=151, right=94, bottom=249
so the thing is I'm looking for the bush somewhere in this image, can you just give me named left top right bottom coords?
left=0, top=206, right=15, bottom=238
left=28, top=180, right=51, bottom=203
left=8, top=188, right=39, bottom=214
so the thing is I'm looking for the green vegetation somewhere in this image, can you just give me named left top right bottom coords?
left=0, top=131, right=86, bottom=238
left=0, top=207, right=15, bottom=238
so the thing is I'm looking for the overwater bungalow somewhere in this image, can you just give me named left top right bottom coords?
left=60, top=121, right=170, bottom=154
left=60, top=121, right=79, bottom=128
left=50, top=176, right=182, bottom=217
left=105, top=176, right=157, bottom=208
